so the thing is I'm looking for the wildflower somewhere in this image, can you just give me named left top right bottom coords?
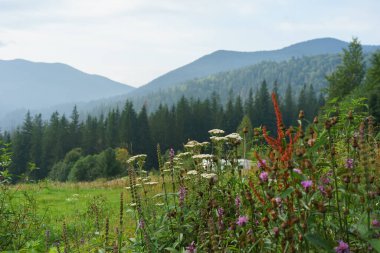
left=235, top=196, right=241, bottom=208
left=208, top=129, right=225, bottom=135
left=236, top=215, right=249, bottom=226
left=138, top=219, right=145, bottom=229
left=345, top=158, right=354, bottom=169
left=186, top=241, right=196, bottom=253
left=301, top=180, right=313, bottom=190
left=318, top=185, right=326, bottom=195
left=321, top=176, right=331, bottom=185
left=372, top=219, right=380, bottom=228
left=210, top=136, right=228, bottom=143
left=335, top=240, right=349, bottom=253
left=217, top=207, right=224, bottom=217
left=127, top=154, right=147, bottom=164
left=257, top=159, right=266, bottom=168
left=275, top=197, right=282, bottom=205
left=225, top=133, right=243, bottom=145
left=217, top=207, right=224, bottom=230
left=192, top=154, right=214, bottom=160
left=186, top=170, right=198, bottom=175
left=179, top=186, right=187, bottom=207
left=184, top=140, right=201, bottom=148
left=176, top=152, right=192, bottom=159
left=273, top=227, right=279, bottom=237
left=259, top=171, right=269, bottom=182
left=200, top=173, right=217, bottom=180
left=293, top=168, right=302, bottom=174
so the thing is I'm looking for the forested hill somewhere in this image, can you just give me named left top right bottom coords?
left=123, top=54, right=341, bottom=111
left=130, top=37, right=380, bottom=96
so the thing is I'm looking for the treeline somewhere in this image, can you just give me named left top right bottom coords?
left=0, top=80, right=322, bottom=181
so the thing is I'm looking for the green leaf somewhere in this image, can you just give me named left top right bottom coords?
left=369, top=239, right=380, bottom=253
left=164, top=247, right=179, bottom=253
left=305, top=233, right=334, bottom=252
left=279, top=187, right=294, bottom=199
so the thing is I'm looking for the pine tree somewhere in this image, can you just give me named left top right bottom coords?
left=69, top=106, right=81, bottom=149
left=327, top=38, right=365, bottom=100
left=30, top=114, right=44, bottom=179
left=10, top=112, right=33, bottom=177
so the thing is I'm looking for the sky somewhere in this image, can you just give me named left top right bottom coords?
left=0, top=0, right=379, bottom=87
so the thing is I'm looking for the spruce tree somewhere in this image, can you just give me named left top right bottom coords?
left=327, top=37, right=365, bottom=100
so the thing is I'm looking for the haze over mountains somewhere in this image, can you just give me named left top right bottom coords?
left=1, top=38, right=379, bottom=130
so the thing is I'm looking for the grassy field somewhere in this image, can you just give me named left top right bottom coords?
left=11, top=178, right=154, bottom=240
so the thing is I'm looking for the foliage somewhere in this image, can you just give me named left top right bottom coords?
left=327, top=38, right=365, bottom=100
left=10, top=81, right=323, bottom=181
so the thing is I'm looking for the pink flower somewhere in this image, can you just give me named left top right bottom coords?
left=236, top=215, right=249, bottom=226
left=372, top=219, right=380, bottom=228
left=335, top=240, right=349, bottom=253
left=345, top=158, right=354, bottom=169
left=301, top=180, right=313, bottom=189
left=257, top=159, right=266, bottom=168
left=235, top=196, right=241, bottom=208
left=259, top=171, right=268, bottom=182
left=186, top=241, right=196, bottom=253
left=293, top=168, right=302, bottom=174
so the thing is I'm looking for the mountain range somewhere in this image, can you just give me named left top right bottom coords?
left=1, top=37, right=379, bottom=130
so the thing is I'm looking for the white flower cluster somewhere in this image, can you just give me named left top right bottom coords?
left=192, top=154, right=214, bottom=160
left=127, top=154, right=147, bottom=164
left=210, top=136, right=228, bottom=143
left=176, top=152, right=192, bottom=158
left=225, top=133, right=243, bottom=144
left=208, top=129, right=225, bottom=135
left=186, top=170, right=198, bottom=175
left=201, top=173, right=217, bottom=180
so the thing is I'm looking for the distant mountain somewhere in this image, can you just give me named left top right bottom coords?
left=0, top=59, right=134, bottom=119
left=1, top=38, right=379, bottom=131
left=131, top=38, right=380, bottom=96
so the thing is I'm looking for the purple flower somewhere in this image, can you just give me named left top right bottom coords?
left=138, top=219, right=145, bottom=229
left=321, top=176, right=331, bottom=185
left=372, top=219, right=380, bottom=228
left=259, top=171, right=269, bottom=182
left=236, top=215, right=249, bottom=226
left=318, top=185, right=326, bottom=195
left=217, top=207, right=224, bottom=217
left=275, top=197, right=282, bottom=205
left=345, top=158, right=354, bottom=169
left=335, top=240, right=349, bottom=253
left=179, top=186, right=187, bottom=207
left=170, top=148, right=175, bottom=162
left=293, top=168, right=302, bottom=174
left=186, top=241, right=196, bottom=253
left=273, top=227, right=279, bottom=236
left=301, top=180, right=313, bottom=190
left=235, top=196, right=241, bottom=208
left=257, top=159, right=266, bottom=168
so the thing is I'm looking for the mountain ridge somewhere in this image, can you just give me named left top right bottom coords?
left=130, top=38, right=380, bottom=96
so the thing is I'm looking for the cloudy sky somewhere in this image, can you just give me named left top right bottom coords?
left=0, top=0, right=379, bottom=87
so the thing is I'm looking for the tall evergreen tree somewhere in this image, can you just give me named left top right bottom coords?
left=10, top=112, right=33, bottom=177
left=327, top=38, right=365, bottom=99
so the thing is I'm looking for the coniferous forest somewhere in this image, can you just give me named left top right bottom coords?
left=1, top=81, right=322, bottom=182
